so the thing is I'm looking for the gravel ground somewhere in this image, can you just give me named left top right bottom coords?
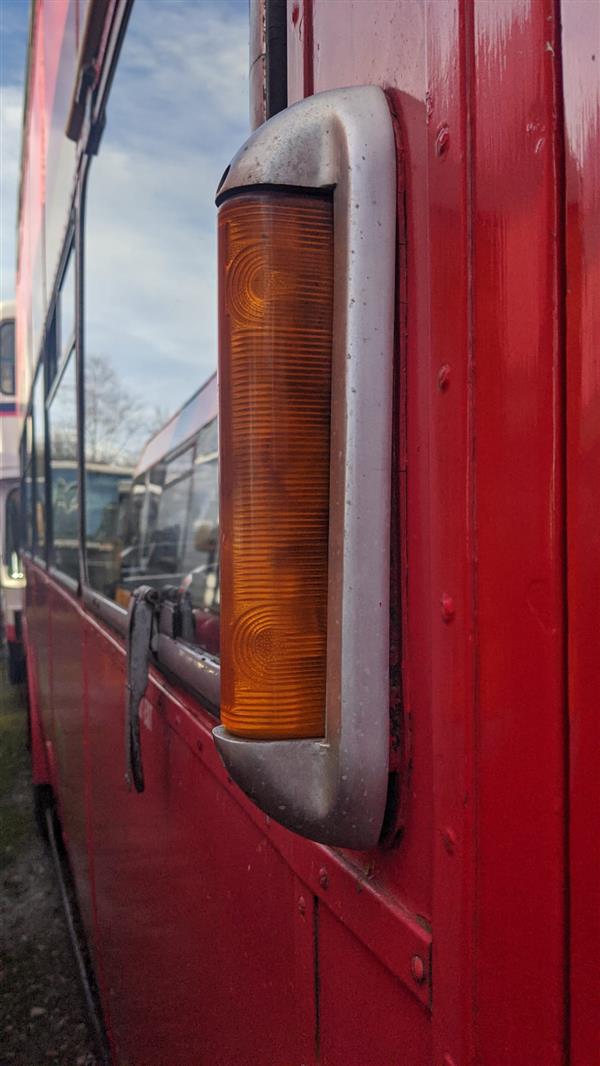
left=0, top=655, right=100, bottom=1066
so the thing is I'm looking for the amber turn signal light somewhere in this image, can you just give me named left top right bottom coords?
left=218, top=191, right=333, bottom=740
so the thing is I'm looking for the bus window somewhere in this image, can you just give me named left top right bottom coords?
left=48, top=354, right=79, bottom=583
left=32, top=369, right=46, bottom=555
left=22, top=415, right=33, bottom=553
left=146, top=447, right=193, bottom=579
left=181, top=421, right=219, bottom=654
left=5, top=488, right=23, bottom=581
left=117, top=448, right=192, bottom=595
left=0, top=319, right=15, bottom=396
left=58, top=251, right=75, bottom=365
left=83, top=0, right=247, bottom=613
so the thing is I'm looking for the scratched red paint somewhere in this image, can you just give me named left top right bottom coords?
left=17, top=1, right=584, bottom=1062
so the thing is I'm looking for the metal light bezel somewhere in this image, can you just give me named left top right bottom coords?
left=214, top=86, right=396, bottom=850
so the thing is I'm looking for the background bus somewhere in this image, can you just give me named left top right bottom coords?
left=0, top=300, right=26, bottom=682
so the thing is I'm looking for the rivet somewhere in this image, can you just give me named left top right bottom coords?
left=298, top=896, right=306, bottom=915
left=437, top=363, right=451, bottom=391
left=443, top=828, right=457, bottom=855
left=318, top=867, right=329, bottom=890
left=411, top=955, right=426, bottom=984
left=435, top=125, right=450, bottom=156
left=441, top=594, right=455, bottom=622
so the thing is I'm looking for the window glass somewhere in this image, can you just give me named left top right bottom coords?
left=22, top=415, right=33, bottom=552
left=5, top=488, right=23, bottom=580
left=83, top=0, right=247, bottom=658
left=59, top=251, right=75, bottom=363
left=45, top=313, right=58, bottom=392
left=0, top=320, right=15, bottom=395
left=33, top=370, right=46, bottom=553
left=22, top=473, right=33, bottom=553
left=48, top=354, right=79, bottom=582
left=181, top=436, right=219, bottom=656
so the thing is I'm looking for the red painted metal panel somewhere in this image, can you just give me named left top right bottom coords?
left=17, top=2, right=576, bottom=1061
left=423, top=4, right=476, bottom=1063
left=26, top=564, right=54, bottom=771
left=472, top=2, right=566, bottom=1061
left=22, top=605, right=50, bottom=787
left=48, top=581, right=94, bottom=944
left=305, top=0, right=433, bottom=932
left=318, top=904, right=431, bottom=1066
left=84, top=613, right=311, bottom=1066
left=562, top=2, right=600, bottom=1062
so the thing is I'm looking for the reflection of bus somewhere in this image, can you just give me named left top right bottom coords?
left=14, top=1, right=600, bottom=1065
left=0, top=300, right=26, bottom=682
left=114, top=376, right=219, bottom=652
left=49, top=459, right=134, bottom=588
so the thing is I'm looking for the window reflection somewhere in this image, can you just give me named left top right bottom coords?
left=59, top=252, right=75, bottom=363
left=0, top=320, right=15, bottom=396
left=83, top=0, right=247, bottom=659
left=33, top=371, right=46, bottom=553
left=23, top=415, right=34, bottom=552
left=49, top=354, right=79, bottom=582
left=114, top=411, right=220, bottom=653
left=5, top=488, right=23, bottom=580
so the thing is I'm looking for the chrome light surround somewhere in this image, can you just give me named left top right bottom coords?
left=214, top=86, right=396, bottom=850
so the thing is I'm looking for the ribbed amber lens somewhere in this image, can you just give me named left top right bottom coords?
left=218, top=191, right=333, bottom=739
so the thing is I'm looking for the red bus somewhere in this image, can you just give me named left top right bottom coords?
left=15, top=1, right=599, bottom=1064
left=0, top=299, right=26, bottom=682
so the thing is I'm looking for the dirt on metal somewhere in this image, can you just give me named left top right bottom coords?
left=0, top=658, right=98, bottom=1065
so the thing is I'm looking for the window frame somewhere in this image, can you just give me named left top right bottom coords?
left=5, top=484, right=23, bottom=580
left=20, top=409, right=34, bottom=558
left=0, top=319, right=16, bottom=397
left=31, top=359, right=48, bottom=568
left=47, top=348, right=80, bottom=590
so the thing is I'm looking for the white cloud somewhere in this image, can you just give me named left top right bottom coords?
left=83, top=0, right=249, bottom=451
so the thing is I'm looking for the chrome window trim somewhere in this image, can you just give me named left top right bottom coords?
left=83, top=584, right=128, bottom=636
left=214, top=86, right=396, bottom=850
left=82, top=584, right=221, bottom=713
left=48, top=566, right=79, bottom=596
left=156, top=634, right=220, bottom=715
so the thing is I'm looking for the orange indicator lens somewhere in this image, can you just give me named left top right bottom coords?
left=218, top=192, right=333, bottom=739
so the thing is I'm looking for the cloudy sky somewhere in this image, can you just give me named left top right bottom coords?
left=0, top=0, right=249, bottom=459
left=84, top=0, right=248, bottom=455
left=0, top=0, right=28, bottom=303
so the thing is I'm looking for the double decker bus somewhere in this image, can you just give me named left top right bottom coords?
left=0, top=300, right=26, bottom=682
left=14, top=1, right=599, bottom=1064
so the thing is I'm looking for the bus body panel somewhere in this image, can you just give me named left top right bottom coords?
left=470, top=3, right=566, bottom=1061
left=26, top=566, right=54, bottom=772
left=83, top=609, right=358, bottom=1065
left=563, top=1, right=600, bottom=1061
left=291, top=0, right=567, bottom=1062
left=48, top=578, right=94, bottom=940
left=0, top=305, right=26, bottom=679
left=14, top=0, right=592, bottom=1062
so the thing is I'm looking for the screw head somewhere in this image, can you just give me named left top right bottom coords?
left=441, top=593, right=455, bottom=622
left=411, top=955, right=426, bottom=984
left=443, top=827, right=457, bottom=855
